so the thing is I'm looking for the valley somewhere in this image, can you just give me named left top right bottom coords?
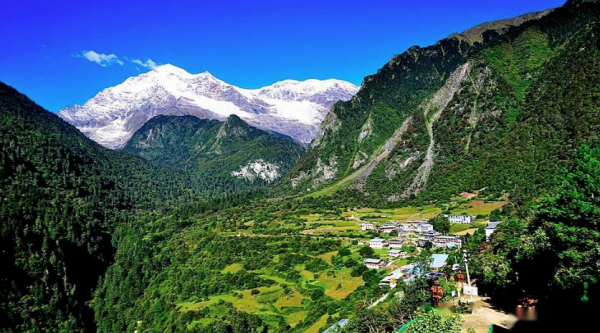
left=93, top=195, right=505, bottom=332
left=2, top=1, right=600, bottom=332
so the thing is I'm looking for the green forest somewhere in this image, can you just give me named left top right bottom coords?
left=2, top=1, right=600, bottom=332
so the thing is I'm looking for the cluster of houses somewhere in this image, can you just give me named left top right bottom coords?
left=358, top=216, right=503, bottom=272
left=379, top=264, right=417, bottom=288
left=361, top=219, right=434, bottom=235
left=378, top=254, right=452, bottom=289
left=418, top=234, right=462, bottom=249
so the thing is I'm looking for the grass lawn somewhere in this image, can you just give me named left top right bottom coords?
left=222, top=263, right=243, bottom=273
left=317, top=269, right=364, bottom=300
left=274, top=287, right=306, bottom=310
left=450, top=200, right=507, bottom=216
left=287, top=311, right=308, bottom=327
left=318, top=251, right=338, bottom=265
left=450, top=222, right=487, bottom=234
left=349, top=206, right=442, bottom=222
left=303, top=314, right=330, bottom=333
left=177, top=285, right=281, bottom=314
left=450, top=224, right=475, bottom=234
left=296, top=265, right=315, bottom=281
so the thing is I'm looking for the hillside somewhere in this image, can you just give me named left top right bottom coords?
left=284, top=0, right=600, bottom=205
left=0, top=82, right=253, bottom=332
left=4, top=1, right=600, bottom=332
left=123, top=115, right=305, bottom=185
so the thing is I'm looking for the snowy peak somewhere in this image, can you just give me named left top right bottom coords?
left=58, top=65, right=358, bottom=149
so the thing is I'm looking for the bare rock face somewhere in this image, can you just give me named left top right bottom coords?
left=58, top=64, right=358, bottom=149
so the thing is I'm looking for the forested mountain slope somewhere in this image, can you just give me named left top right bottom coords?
left=123, top=115, right=304, bottom=185
left=0, top=82, right=241, bottom=332
left=285, top=0, right=600, bottom=204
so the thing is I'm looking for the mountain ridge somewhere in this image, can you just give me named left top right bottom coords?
left=282, top=0, right=600, bottom=204
left=58, top=65, right=358, bottom=148
left=123, top=114, right=305, bottom=185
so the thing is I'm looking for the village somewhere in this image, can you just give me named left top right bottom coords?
left=313, top=209, right=507, bottom=333
left=356, top=215, right=499, bottom=291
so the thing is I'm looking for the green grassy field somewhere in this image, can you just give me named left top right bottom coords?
left=303, top=314, right=330, bottom=333
left=222, top=263, right=243, bottom=273
left=450, top=200, right=507, bottom=216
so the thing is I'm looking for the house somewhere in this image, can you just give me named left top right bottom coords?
left=388, top=238, right=404, bottom=249
left=361, top=222, right=375, bottom=231
left=379, top=268, right=403, bottom=288
left=379, top=223, right=398, bottom=234
left=429, top=253, right=449, bottom=271
left=485, top=221, right=501, bottom=241
left=398, top=222, right=419, bottom=232
left=422, top=230, right=441, bottom=237
left=388, top=249, right=402, bottom=257
left=419, top=235, right=462, bottom=249
left=444, top=214, right=475, bottom=224
left=364, top=258, right=387, bottom=269
left=369, top=237, right=387, bottom=249
left=417, top=222, right=434, bottom=233
left=379, top=264, right=415, bottom=288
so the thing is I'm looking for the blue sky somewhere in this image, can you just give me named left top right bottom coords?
left=0, top=0, right=564, bottom=112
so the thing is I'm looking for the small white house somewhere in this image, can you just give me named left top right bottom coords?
left=379, top=223, right=398, bottom=234
left=361, top=222, right=375, bottom=231
left=388, top=239, right=404, bottom=249
left=445, top=214, right=474, bottom=224
left=364, top=258, right=387, bottom=269
left=388, top=249, right=402, bottom=258
left=417, top=222, right=434, bottom=233
left=369, top=237, right=386, bottom=249
left=485, top=221, right=501, bottom=241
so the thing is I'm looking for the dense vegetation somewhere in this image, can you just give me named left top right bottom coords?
left=0, top=83, right=259, bottom=331
left=3, top=1, right=600, bottom=332
left=123, top=114, right=304, bottom=191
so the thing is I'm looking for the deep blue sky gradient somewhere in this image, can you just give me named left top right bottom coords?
left=0, top=0, right=565, bottom=111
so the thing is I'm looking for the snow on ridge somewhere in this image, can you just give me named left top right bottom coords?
left=231, top=159, right=280, bottom=183
left=58, top=64, right=359, bottom=149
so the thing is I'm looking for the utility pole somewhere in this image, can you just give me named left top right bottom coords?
left=463, top=249, right=471, bottom=286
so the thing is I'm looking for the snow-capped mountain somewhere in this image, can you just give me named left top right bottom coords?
left=58, top=64, right=359, bottom=149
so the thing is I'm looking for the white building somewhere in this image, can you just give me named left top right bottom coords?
left=388, top=249, right=402, bottom=258
left=419, top=235, right=462, bottom=248
left=369, top=238, right=386, bottom=249
left=445, top=214, right=475, bottom=224
left=398, top=223, right=419, bottom=232
left=388, top=238, right=404, bottom=249
left=379, top=264, right=415, bottom=288
left=485, top=221, right=501, bottom=241
left=379, top=223, right=398, bottom=234
left=361, top=222, right=375, bottom=231
left=417, top=222, right=434, bottom=233
left=364, top=258, right=387, bottom=269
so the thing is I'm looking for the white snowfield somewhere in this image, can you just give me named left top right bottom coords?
left=58, top=64, right=359, bottom=149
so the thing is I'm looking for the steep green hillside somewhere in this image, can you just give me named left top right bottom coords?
left=123, top=115, right=304, bottom=187
left=0, top=83, right=239, bottom=332
left=285, top=0, right=600, bottom=205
